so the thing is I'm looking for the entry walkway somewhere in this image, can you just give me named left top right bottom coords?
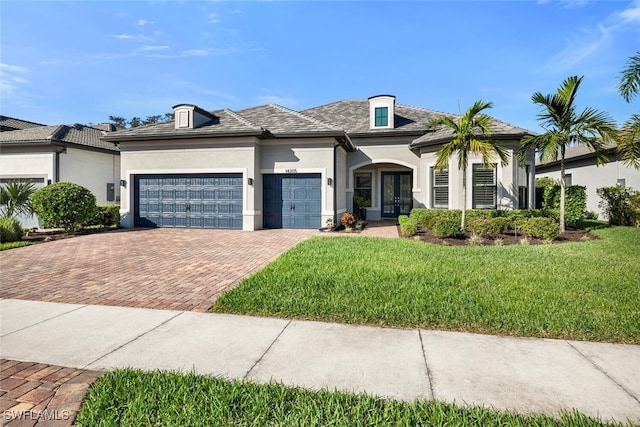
left=1, top=299, right=638, bottom=425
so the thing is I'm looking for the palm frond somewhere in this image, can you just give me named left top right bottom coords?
left=617, top=114, right=640, bottom=169
left=619, top=53, right=640, bottom=103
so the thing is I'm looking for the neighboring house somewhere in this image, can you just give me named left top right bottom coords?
left=536, top=143, right=640, bottom=218
left=103, top=95, right=535, bottom=230
left=0, top=123, right=120, bottom=227
left=0, top=115, right=45, bottom=132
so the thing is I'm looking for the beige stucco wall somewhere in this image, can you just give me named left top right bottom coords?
left=119, top=137, right=261, bottom=230
left=59, top=147, right=120, bottom=205
left=537, top=156, right=640, bottom=218
left=260, top=138, right=336, bottom=227
left=418, top=140, right=534, bottom=211
left=346, top=138, right=422, bottom=220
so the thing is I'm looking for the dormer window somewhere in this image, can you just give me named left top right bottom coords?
left=375, top=107, right=388, bottom=127
left=368, top=95, right=395, bottom=129
left=172, top=104, right=218, bottom=130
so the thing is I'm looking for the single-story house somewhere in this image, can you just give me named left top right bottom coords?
left=536, top=143, right=640, bottom=218
left=0, top=122, right=120, bottom=227
left=103, top=95, right=536, bottom=230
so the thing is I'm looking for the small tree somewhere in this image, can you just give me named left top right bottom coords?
left=31, top=182, right=97, bottom=233
left=597, top=185, right=637, bottom=226
left=426, top=100, right=510, bottom=231
left=0, top=180, right=36, bottom=218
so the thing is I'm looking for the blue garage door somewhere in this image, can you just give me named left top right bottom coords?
left=135, top=174, right=243, bottom=229
left=263, top=174, right=321, bottom=229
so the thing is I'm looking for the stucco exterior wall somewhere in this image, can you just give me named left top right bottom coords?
left=119, top=137, right=260, bottom=229
left=346, top=138, right=422, bottom=220
left=59, top=147, right=120, bottom=205
left=260, top=138, right=336, bottom=226
left=0, top=151, right=54, bottom=227
left=418, top=141, right=534, bottom=210
left=536, top=155, right=640, bottom=218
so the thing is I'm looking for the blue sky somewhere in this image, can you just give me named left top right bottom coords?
left=1, top=0, right=639, bottom=133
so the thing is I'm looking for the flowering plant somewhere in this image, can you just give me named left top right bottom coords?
left=341, top=212, right=356, bottom=227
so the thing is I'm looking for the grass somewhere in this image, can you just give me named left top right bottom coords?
left=0, top=241, right=31, bottom=251
left=213, top=227, right=640, bottom=344
left=75, top=368, right=621, bottom=427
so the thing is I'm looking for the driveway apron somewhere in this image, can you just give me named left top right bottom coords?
left=0, top=228, right=316, bottom=312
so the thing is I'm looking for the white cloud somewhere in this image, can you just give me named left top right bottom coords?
left=137, top=19, right=154, bottom=26
left=208, top=13, right=221, bottom=24
left=537, top=1, right=639, bottom=74
left=0, top=63, right=31, bottom=97
left=139, top=45, right=170, bottom=51
left=185, top=49, right=208, bottom=56
left=110, top=34, right=136, bottom=40
left=619, top=1, right=640, bottom=24
left=232, top=9, right=243, bottom=14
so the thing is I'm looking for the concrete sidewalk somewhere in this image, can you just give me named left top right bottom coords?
left=1, top=299, right=639, bottom=425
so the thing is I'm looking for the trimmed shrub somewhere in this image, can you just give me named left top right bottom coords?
left=398, top=215, right=418, bottom=237
left=520, top=217, right=559, bottom=241
left=85, top=205, right=121, bottom=227
left=543, top=185, right=587, bottom=227
left=597, top=186, right=637, bottom=226
left=0, top=216, right=23, bottom=243
left=410, top=209, right=440, bottom=229
left=466, top=217, right=512, bottom=236
left=31, top=182, right=97, bottom=233
left=432, top=217, right=464, bottom=238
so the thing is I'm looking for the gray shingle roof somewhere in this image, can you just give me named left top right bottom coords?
left=301, top=100, right=443, bottom=135
left=535, top=141, right=618, bottom=167
left=0, top=124, right=119, bottom=152
left=410, top=117, right=532, bottom=148
left=0, top=115, right=45, bottom=131
left=102, top=109, right=264, bottom=141
left=237, top=104, right=343, bottom=136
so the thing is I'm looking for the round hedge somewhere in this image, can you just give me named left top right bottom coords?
left=31, top=182, right=97, bottom=232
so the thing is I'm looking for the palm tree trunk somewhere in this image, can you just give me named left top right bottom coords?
left=559, top=150, right=566, bottom=234
left=461, top=169, right=467, bottom=231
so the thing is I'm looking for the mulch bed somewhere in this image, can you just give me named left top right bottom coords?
left=406, top=226, right=596, bottom=246
left=21, top=227, right=118, bottom=245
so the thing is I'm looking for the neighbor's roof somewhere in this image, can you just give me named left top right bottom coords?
left=0, top=115, right=45, bottom=131
left=0, top=124, right=119, bottom=152
left=535, top=141, right=618, bottom=168
left=410, top=118, right=532, bottom=148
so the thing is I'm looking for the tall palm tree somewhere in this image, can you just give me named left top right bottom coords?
left=618, top=52, right=640, bottom=169
left=427, top=100, right=510, bottom=231
left=0, top=180, right=36, bottom=218
left=517, top=75, right=617, bottom=233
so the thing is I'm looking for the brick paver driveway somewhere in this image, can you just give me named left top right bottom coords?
left=0, top=228, right=318, bottom=312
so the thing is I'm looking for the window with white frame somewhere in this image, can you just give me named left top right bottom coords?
left=432, top=168, right=448, bottom=209
left=472, top=164, right=497, bottom=209
left=354, top=172, right=372, bottom=206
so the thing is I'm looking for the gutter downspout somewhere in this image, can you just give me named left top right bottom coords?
left=54, top=151, right=60, bottom=182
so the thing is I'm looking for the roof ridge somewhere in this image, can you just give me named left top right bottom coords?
left=223, top=108, right=263, bottom=130
left=48, top=124, right=67, bottom=141
left=269, top=103, right=342, bottom=131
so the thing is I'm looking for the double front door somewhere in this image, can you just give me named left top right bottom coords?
left=381, top=172, right=412, bottom=218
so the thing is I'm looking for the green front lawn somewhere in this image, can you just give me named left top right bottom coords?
left=75, top=369, right=618, bottom=426
left=213, top=227, right=640, bottom=344
left=0, top=241, right=31, bottom=251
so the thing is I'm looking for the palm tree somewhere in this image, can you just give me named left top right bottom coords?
left=426, top=100, right=510, bottom=231
left=517, top=75, right=617, bottom=233
left=0, top=180, right=36, bottom=218
left=618, top=52, right=640, bottom=169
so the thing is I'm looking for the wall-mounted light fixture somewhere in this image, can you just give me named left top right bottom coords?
left=327, top=177, right=333, bottom=186
left=247, top=178, right=254, bottom=186
left=120, top=179, right=127, bottom=188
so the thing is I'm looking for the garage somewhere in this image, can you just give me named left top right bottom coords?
left=263, top=174, right=321, bottom=229
left=134, top=174, right=243, bottom=229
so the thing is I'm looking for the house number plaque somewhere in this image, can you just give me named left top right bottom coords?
left=285, top=169, right=298, bottom=173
